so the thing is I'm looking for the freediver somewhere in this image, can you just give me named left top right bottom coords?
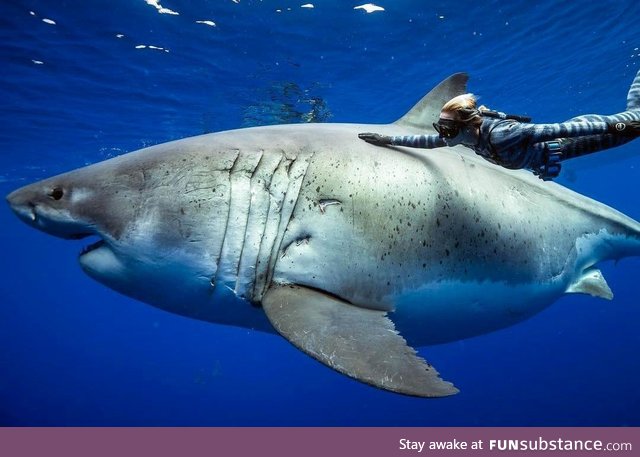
left=359, top=69, right=640, bottom=180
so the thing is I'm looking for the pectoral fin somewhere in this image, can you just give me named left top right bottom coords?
left=262, top=284, right=458, bottom=397
left=567, top=268, right=613, bottom=300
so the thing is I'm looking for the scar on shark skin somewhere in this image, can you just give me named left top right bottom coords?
left=319, top=198, right=341, bottom=213
left=281, top=234, right=312, bottom=259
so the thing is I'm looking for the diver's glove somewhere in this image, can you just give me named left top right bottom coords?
left=607, top=121, right=640, bottom=136
left=358, top=132, right=393, bottom=146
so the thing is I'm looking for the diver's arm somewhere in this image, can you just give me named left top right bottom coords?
left=390, top=134, right=447, bottom=148
left=358, top=132, right=446, bottom=148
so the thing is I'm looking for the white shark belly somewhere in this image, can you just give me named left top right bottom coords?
left=391, top=279, right=564, bottom=345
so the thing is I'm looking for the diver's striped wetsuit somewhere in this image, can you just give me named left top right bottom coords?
left=388, top=69, right=640, bottom=179
left=389, top=112, right=640, bottom=175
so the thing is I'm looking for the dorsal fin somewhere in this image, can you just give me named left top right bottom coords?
left=394, top=73, right=469, bottom=130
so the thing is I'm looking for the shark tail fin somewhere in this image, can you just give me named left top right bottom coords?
left=393, top=73, right=469, bottom=131
left=626, top=69, right=640, bottom=111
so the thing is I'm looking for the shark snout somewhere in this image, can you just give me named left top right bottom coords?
left=6, top=184, right=94, bottom=240
left=6, top=187, right=37, bottom=225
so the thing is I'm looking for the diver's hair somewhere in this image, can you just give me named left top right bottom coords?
left=441, top=93, right=486, bottom=127
left=442, top=93, right=477, bottom=112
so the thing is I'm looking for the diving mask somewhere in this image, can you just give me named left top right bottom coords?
left=433, top=118, right=463, bottom=139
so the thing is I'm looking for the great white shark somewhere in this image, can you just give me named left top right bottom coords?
left=7, top=73, right=640, bottom=397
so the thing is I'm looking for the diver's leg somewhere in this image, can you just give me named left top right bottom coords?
left=529, top=70, right=640, bottom=180
left=626, top=68, right=640, bottom=110
left=557, top=134, right=629, bottom=160
left=531, top=133, right=633, bottom=180
left=559, top=109, right=640, bottom=159
left=567, top=111, right=640, bottom=124
left=564, top=68, right=640, bottom=128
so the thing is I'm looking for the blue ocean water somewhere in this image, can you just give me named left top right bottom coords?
left=1, top=0, right=639, bottom=426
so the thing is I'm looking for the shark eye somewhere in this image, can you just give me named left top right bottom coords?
left=48, top=187, right=64, bottom=201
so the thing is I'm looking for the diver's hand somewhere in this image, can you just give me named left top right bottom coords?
left=358, top=132, right=392, bottom=146
left=608, top=121, right=640, bottom=136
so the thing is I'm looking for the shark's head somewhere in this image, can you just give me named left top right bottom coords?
left=6, top=153, right=206, bottom=305
left=6, top=159, right=147, bottom=288
left=8, top=178, right=96, bottom=239
left=6, top=149, right=270, bottom=330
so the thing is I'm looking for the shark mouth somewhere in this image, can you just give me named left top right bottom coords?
left=77, top=236, right=106, bottom=257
